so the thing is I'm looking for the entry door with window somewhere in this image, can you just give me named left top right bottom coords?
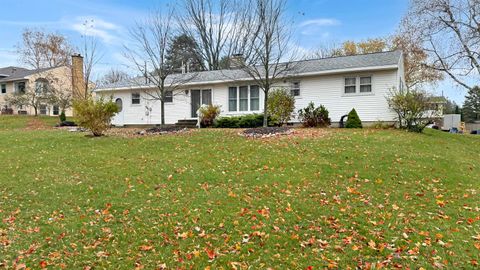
left=112, top=98, right=124, bottom=126
left=191, top=89, right=212, bottom=117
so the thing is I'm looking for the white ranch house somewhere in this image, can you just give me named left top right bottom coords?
left=95, top=51, right=405, bottom=126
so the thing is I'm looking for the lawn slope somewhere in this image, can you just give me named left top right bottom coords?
left=0, top=117, right=479, bottom=269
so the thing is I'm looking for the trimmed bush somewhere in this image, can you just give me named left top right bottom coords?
left=73, top=97, right=119, bottom=136
left=345, top=108, right=362, bottom=128
left=215, top=117, right=240, bottom=128
left=239, top=114, right=264, bottom=128
left=297, top=102, right=331, bottom=127
left=215, top=114, right=278, bottom=128
left=59, top=110, right=67, bottom=122
left=198, top=104, right=221, bottom=127
left=267, top=89, right=295, bottom=125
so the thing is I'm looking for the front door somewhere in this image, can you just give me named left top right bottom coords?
left=112, top=98, right=124, bottom=126
left=191, top=89, right=212, bottom=117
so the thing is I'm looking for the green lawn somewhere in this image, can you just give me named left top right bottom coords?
left=0, top=116, right=479, bottom=269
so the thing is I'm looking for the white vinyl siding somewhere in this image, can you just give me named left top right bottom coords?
left=99, top=69, right=398, bottom=126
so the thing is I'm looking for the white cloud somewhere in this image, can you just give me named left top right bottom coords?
left=70, top=17, right=121, bottom=43
left=299, top=18, right=340, bottom=28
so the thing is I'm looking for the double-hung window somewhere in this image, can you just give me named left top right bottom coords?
left=344, top=76, right=372, bottom=94
left=53, top=105, right=59, bottom=115
left=39, top=104, right=48, bottom=115
left=250, top=85, right=259, bottom=111
left=239, top=86, right=249, bottom=111
left=1, top=84, right=6, bottom=94
left=229, top=85, right=260, bottom=112
left=359, top=77, right=372, bottom=93
left=291, top=81, right=300, bottom=96
left=164, top=91, right=173, bottom=103
left=344, top=77, right=356, bottom=94
left=228, top=87, right=237, bottom=111
left=131, top=93, right=141, bottom=105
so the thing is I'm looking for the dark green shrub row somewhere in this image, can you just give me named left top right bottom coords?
left=215, top=114, right=278, bottom=128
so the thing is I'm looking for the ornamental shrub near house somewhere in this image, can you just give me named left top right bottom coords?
left=59, top=111, right=67, bottom=122
left=215, top=114, right=278, bottom=128
left=267, top=88, right=295, bottom=126
left=198, top=104, right=221, bottom=127
left=73, top=97, right=118, bottom=136
left=345, top=108, right=363, bottom=128
left=298, top=102, right=331, bottom=127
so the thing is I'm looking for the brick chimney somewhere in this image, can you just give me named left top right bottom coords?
left=229, top=54, right=245, bottom=69
left=71, top=54, right=86, bottom=100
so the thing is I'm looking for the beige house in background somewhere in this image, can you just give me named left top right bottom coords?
left=0, top=54, right=86, bottom=117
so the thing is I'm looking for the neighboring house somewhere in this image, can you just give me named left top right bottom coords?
left=95, top=50, right=405, bottom=126
left=0, top=55, right=85, bottom=116
left=427, top=96, right=447, bottom=117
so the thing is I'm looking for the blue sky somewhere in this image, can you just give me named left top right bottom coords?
left=0, top=0, right=467, bottom=103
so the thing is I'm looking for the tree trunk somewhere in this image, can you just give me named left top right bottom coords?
left=263, top=90, right=268, bottom=127
left=34, top=106, right=38, bottom=116
left=161, top=100, right=165, bottom=126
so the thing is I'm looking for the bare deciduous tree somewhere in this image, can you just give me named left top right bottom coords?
left=80, top=19, right=102, bottom=97
left=125, top=9, right=196, bottom=125
left=238, top=0, right=296, bottom=127
left=177, top=0, right=259, bottom=71
left=98, top=68, right=131, bottom=87
left=401, top=0, right=480, bottom=90
left=17, top=28, right=74, bottom=69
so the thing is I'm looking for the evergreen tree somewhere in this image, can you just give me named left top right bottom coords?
left=345, top=108, right=363, bottom=128
left=463, top=86, right=480, bottom=123
left=166, top=34, right=204, bottom=73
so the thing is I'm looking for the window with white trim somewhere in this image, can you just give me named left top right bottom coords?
left=291, top=81, right=300, bottom=96
left=239, top=86, right=248, bottom=111
left=359, top=76, right=372, bottom=93
left=228, top=85, right=260, bottom=112
left=1, top=84, right=6, bottom=94
left=39, top=104, right=48, bottom=115
left=250, top=85, right=259, bottom=111
left=228, top=87, right=237, bottom=111
left=344, top=76, right=372, bottom=94
left=131, top=93, right=141, bottom=105
left=165, top=91, right=173, bottom=103
left=53, top=105, right=59, bottom=115
left=344, top=77, right=356, bottom=94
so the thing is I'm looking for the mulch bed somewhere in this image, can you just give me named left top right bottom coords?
left=142, top=126, right=188, bottom=134
left=241, top=127, right=292, bottom=138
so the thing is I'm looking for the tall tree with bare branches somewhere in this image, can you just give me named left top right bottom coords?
left=239, top=0, right=296, bottom=127
left=80, top=19, right=102, bottom=98
left=125, top=9, right=196, bottom=125
left=17, top=28, right=74, bottom=69
left=400, top=0, right=480, bottom=90
left=177, top=0, right=259, bottom=71
left=97, top=68, right=131, bottom=87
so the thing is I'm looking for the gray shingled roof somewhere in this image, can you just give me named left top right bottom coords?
left=96, top=50, right=402, bottom=91
left=0, top=66, right=57, bottom=83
